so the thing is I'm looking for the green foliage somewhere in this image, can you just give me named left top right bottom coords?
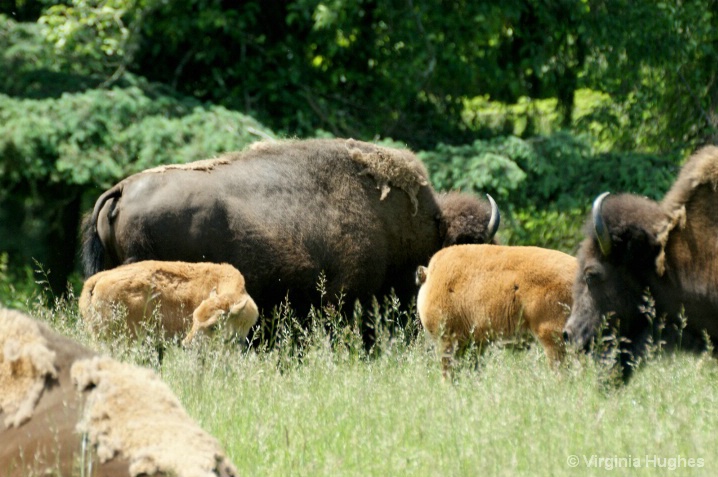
left=419, top=132, right=679, bottom=250
left=419, top=137, right=531, bottom=201
left=0, top=252, right=38, bottom=309
left=462, top=89, right=615, bottom=143
left=500, top=207, right=587, bottom=253
left=26, top=0, right=601, bottom=148
left=0, top=82, right=275, bottom=188
left=39, top=0, right=134, bottom=73
left=580, top=0, right=718, bottom=151
left=0, top=13, right=109, bottom=98
left=9, top=1, right=718, bottom=152
left=421, top=133, right=677, bottom=208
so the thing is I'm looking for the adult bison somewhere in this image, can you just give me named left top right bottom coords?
left=82, top=138, right=499, bottom=318
left=0, top=308, right=238, bottom=477
left=563, top=146, right=718, bottom=377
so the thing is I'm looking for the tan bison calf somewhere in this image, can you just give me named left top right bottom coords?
left=416, top=244, right=577, bottom=377
left=79, top=261, right=258, bottom=345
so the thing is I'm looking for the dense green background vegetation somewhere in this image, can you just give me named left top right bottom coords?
left=2, top=0, right=717, bottom=299
left=4, top=4, right=718, bottom=475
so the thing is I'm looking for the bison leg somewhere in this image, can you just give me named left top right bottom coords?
left=534, top=322, right=566, bottom=367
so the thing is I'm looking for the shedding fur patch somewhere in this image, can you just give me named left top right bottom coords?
left=345, top=139, right=429, bottom=214
left=143, top=157, right=232, bottom=174
left=657, top=146, right=718, bottom=274
left=0, top=308, right=58, bottom=428
left=71, top=356, right=237, bottom=477
left=662, top=145, right=718, bottom=213
left=249, top=139, right=282, bottom=152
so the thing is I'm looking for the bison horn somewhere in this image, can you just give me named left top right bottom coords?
left=592, top=192, right=612, bottom=257
left=486, top=194, right=500, bottom=241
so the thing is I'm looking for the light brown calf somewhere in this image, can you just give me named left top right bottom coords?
left=416, top=244, right=577, bottom=377
left=79, top=261, right=258, bottom=344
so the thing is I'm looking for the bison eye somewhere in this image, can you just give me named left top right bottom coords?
left=584, top=270, right=600, bottom=287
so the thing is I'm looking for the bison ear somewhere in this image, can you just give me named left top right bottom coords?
left=229, top=296, right=249, bottom=315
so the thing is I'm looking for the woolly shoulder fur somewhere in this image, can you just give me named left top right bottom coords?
left=71, top=356, right=238, bottom=477
left=0, top=308, right=58, bottom=428
left=345, top=138, right=429, bottom=213
left=656, top=145, right=718, bottom=274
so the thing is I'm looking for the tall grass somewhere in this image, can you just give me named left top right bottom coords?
left=12, top=297, right=718, bottom=476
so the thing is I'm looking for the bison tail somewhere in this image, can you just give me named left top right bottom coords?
left=80, top=212, right=105, bottom=277
left=81, top=184, right=124, bottom=277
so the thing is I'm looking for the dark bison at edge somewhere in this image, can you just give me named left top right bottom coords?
left=81, top=138, right=499, bottom=316
left=563, top=146, right=718, bottom=377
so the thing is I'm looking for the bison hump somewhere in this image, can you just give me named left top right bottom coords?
left=345, top=139, right=429, bottom=214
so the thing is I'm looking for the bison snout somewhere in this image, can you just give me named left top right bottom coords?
left=562, top=319, right=595, bottom=352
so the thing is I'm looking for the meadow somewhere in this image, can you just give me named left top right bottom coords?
left=20, top=293, right=718, bottom=477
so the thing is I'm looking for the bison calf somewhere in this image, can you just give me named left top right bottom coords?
left=79, top=261, right=258, bottom=345
left=416, top=244, right=577, bottom=377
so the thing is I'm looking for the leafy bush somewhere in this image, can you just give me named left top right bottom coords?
left=422, top=133, right=676, bottom=206
left=419, top=136, right=531, bottom=202
left=499, top=207, right=587, bottom=254
left=419, top=132, right=679, bottom=251
left=0, top=252, right=38, bottom=309
left=462, top=89, right=614, bottom=140
left=0, top=78, right=276, bottom=293
left=0, top=82, right=275, bottom=188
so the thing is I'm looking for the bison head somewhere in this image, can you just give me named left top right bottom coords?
left=563, top=192, right=669, bottom=363
left=436, top=192, right=500, bottom=246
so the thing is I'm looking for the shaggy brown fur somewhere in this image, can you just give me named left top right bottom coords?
left=79, top=260, right=258, bottom=344
left=143, top=157, right=232, bottom=174
left=565, top=146, right=718, bottom=377
left=1, top=309, right=238, bottom=477
left=72, top=356, right=238, bottom=477
left=435, top=192, right=500, bottom=247
left=0, top=309, right=58, bottom=428
left=417, top=244, right=576, bottom=377
left=0, top=308, right=125, bottom=477
left=345, top=138, right=429, bottom=213
left=658, top=144, right=718, bottom=277
left=82, top=138, right=499, bottom=317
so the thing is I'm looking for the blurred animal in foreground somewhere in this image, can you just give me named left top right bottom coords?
left=0, top=307, right=238, bottom=477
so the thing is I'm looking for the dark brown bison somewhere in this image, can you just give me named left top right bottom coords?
left=0, top=308, right=238, bottom=477
left=81, top=138, right=499, bottom=317
left=563, top=146, right=718, bottom=377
